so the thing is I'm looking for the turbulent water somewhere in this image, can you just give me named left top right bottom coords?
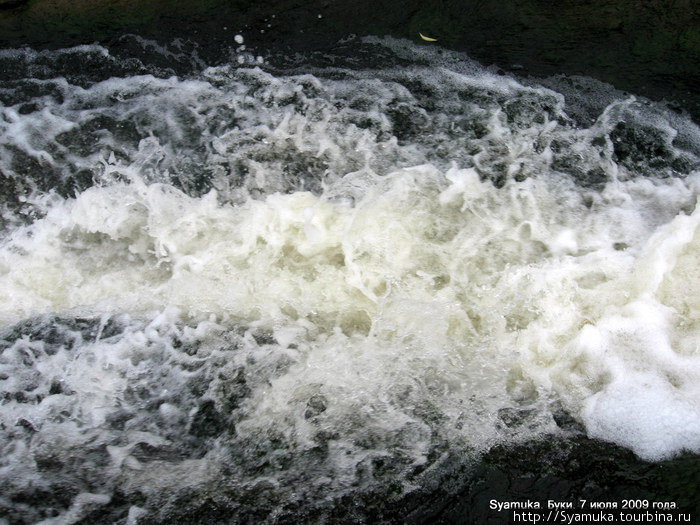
left=0, top=36, right=698, bottom=523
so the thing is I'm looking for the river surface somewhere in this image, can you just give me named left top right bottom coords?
left=0, top=36, right=698, bottom=523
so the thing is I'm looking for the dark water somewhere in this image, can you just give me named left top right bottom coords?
left=0, top=35, right=698, bottom=524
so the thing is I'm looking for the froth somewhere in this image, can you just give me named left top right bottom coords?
left=0, top=37, right=699, bottom=521
left=1, top=165, right=698, bottom=459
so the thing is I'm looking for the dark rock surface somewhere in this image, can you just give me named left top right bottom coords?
left=0, top=0, right=698, bottom=120
left=60, top=435, right=698, bottom=523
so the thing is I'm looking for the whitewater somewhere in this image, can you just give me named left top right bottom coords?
left=0, top=36, right=697, bottom=523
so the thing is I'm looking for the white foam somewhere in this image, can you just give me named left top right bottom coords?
left=1, top=38, right=699, bottom=519
left=571, top=203, right=700, bottom=459
left=1, top=167, right=697, bottom=455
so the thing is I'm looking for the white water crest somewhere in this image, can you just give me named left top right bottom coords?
left=0, top=36, right=698, bottom=522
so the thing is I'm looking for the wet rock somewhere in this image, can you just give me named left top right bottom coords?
left=131, top=442, right=185, bottom=462
left=610, top=121, right=680, bottom=176
left=304, top=394, right=327, bottom=419
left=387, top=103, right=429, bottom=143
left=251, top=330, right=276, bottom=346
left=188, top=399, right=228, bottom=438
left=497, top=407, right=537, bottom=428
left=104, top=410, right=133, bottom=431
left=0, top=315, right=124, bottom=354
left=220, top=367, right=251, bottom=411
left=0, top=1, right=697, bottom=121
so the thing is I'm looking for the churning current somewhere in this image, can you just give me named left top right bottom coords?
left=0, top=36, right=698, bottom=523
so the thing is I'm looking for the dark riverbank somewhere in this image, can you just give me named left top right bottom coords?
left=0, top=0, right=699, bottom=120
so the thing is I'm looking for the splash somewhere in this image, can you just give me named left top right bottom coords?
left=0, top=36, right=698, bottom=523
